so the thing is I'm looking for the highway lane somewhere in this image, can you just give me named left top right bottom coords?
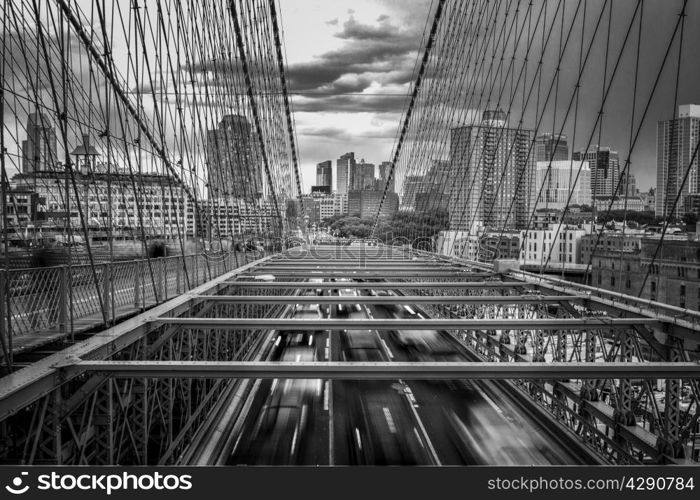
left=227, top=299, right=330, bottom=465
left=329, top=288, right=437, bottom=464
left=226, top=279, right=585, bottom=465
left=361, top=289, right=582, bottom=465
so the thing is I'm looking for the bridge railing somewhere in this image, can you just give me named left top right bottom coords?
left=0, top=250, right=264, bottom=352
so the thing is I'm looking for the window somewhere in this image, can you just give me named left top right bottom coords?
left=626, top=279, right=631, bottom=289
left=651, top=281, right=656, bottom=292
left=611, top=276, right=616, bottom=287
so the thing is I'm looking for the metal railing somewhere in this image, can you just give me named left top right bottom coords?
left=0, top=250, right=264, bottom=349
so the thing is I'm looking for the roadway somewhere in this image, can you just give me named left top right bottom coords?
left=226, top=279, right=585, bottom=465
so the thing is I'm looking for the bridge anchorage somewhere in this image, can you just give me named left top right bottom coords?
left=0, top=245, right=697, bottom=465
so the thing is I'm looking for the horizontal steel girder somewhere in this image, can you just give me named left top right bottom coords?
left=222, top=281, right=530, bottom=288
left=69, top=361, right=700, bottom=379
left=154, top=317, right=657, bottom=330
left=197, top=295, right=586, bottom=304
left=236, top=272, right=493, bottom=278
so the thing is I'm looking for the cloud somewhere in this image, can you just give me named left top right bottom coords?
left=326, top=18, right=339, bottom=26
left=284, top=12, right=424, bottom=116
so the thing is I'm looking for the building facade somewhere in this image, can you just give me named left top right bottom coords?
left=656, top=104, right=700, bottom=218
left=316, top=160, right=333, bottom=188
left=206, top=115, right=262, bottom=201
left=534, top=160, right=591, bottom=211
left=448, top=110, right=536, bottom=232
left=535, top=133, right=568, bottom=163
left=336, top=152, right=356, bottom=194
left=22, top=113, right=58, bottom=173
left=573, top=146, right=620, bottom=200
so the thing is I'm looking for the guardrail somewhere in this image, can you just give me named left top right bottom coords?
left=0, top=250, right=264, bottom=351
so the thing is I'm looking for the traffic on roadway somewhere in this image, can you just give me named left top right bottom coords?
left=227, top=278, right=583, bottom=465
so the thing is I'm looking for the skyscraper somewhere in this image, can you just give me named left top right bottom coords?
left=336, top=152, right=355, bottom=194
left=316, top=160, right=332, bottom=188
left=22, top=113, right=57, bottom=173
left=535, top=133, right=568, bottom=163
left=534, top=160, right=591, bottom=211
left=448, top=110, right=535, bottom=231
left=572, top=146, right=620, bottom=200
left=402, top=175, right=428, bottom=209
left=353, top=159, right=375, bottom=190
left=206, top=115, right=262, bottom=200
left=656, top=104, right=700, bottom=218
left=378, top=161, right=395, bottom=192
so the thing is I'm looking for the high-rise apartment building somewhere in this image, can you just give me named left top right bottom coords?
left=378, top=161, right=395, bottom=192
left=656, top=104, right=700, bottom=218
left=206, top=114, right=262, bottom=201
left=448, top=110, right=535, bottom=231
left=535, top=133, right=569, bottom=163
left=353, top=160, right=375, bottom=190
left=316, top=160, right=332, bottom=188
left=534, top=160, right=591, bottom=211
left=336, top=152, right=355, bottom=194
left=572, top=146, right=620, bottom=200
left=21, top=113, right=57, bottom=173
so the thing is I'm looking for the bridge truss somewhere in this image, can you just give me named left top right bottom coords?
left=0, top=245, right=698, bottom=465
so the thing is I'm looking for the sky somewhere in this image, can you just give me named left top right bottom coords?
left=277, top=0, right=433, bottom=191
left=3, top=0, right=700, bottom=198
left=277, top=0, right=700, bottom=194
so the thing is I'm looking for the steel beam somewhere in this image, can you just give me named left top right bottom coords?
left=70, top=360, right=700, bottom=379
left=236, top=272, right=493, bottom=278
left=222, top=281, right=532, bottom=288
left=196, top=295, right=586, bottom=304
left=154, top=317, right=658, bottom=330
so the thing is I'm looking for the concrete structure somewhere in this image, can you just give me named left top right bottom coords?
left=353, top=159, right=375, bottom=190
left=336, top=152, right=355, bottom=194
left=402, top=175, right=428, bottom=210
left=378, top=161, right=395, bottom=192
left=11, top=170, right=197, bottom=237
left=21, top=112, right=58, bottom=174
left=535, top=160, right=591, bottom=211
left=206, top=115, right=262, bottom=201
left=521, top=224, right=588, bottom=266
left=348, top=189, right=398, bottom=219
left=573, top=146, right=620, bottom=201
left=448, top=110, right=535, bottom=232
left=535, top=133, right=568, bottom=163
left=656, top=104, right=700, bottom=218
left=587, top=232, right=700, bottom=308
left=316, top=160, right=332, bottom=188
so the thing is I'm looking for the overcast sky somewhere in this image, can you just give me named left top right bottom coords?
left=278, top=0, right=700, bottom=194
left=278, top=0, right=432, bottom=191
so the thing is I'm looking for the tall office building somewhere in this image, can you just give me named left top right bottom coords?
left=316, top=160, right=332, bottom=188
left=206, top=115, right=262, bottom=200
left=656, top=105, right=700, bottom=218
left=336, top=152, right=355, bottom=194
left=534, top=160, right=591, bottom=211
left=572, top=146, right=620, bottom=200
left=448, top=110, right=535, bottom=231
left=535, top=133, right=568, bottom=163
left=21, top=113, right=57, bottom=173
left=402, top=175, right=428, bottom=209
left=353, top=159, right=375, bottom=190
left=378, top=161, right=395, bottom=192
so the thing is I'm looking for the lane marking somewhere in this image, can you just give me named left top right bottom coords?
left=400, top=379, right=441, bottom=465
left=380, top=338, right=394, bottom=359
left=383, top=407, right=397, bottom=433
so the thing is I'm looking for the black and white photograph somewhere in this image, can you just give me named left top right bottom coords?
left=0, top=0, right=699, bottom=497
